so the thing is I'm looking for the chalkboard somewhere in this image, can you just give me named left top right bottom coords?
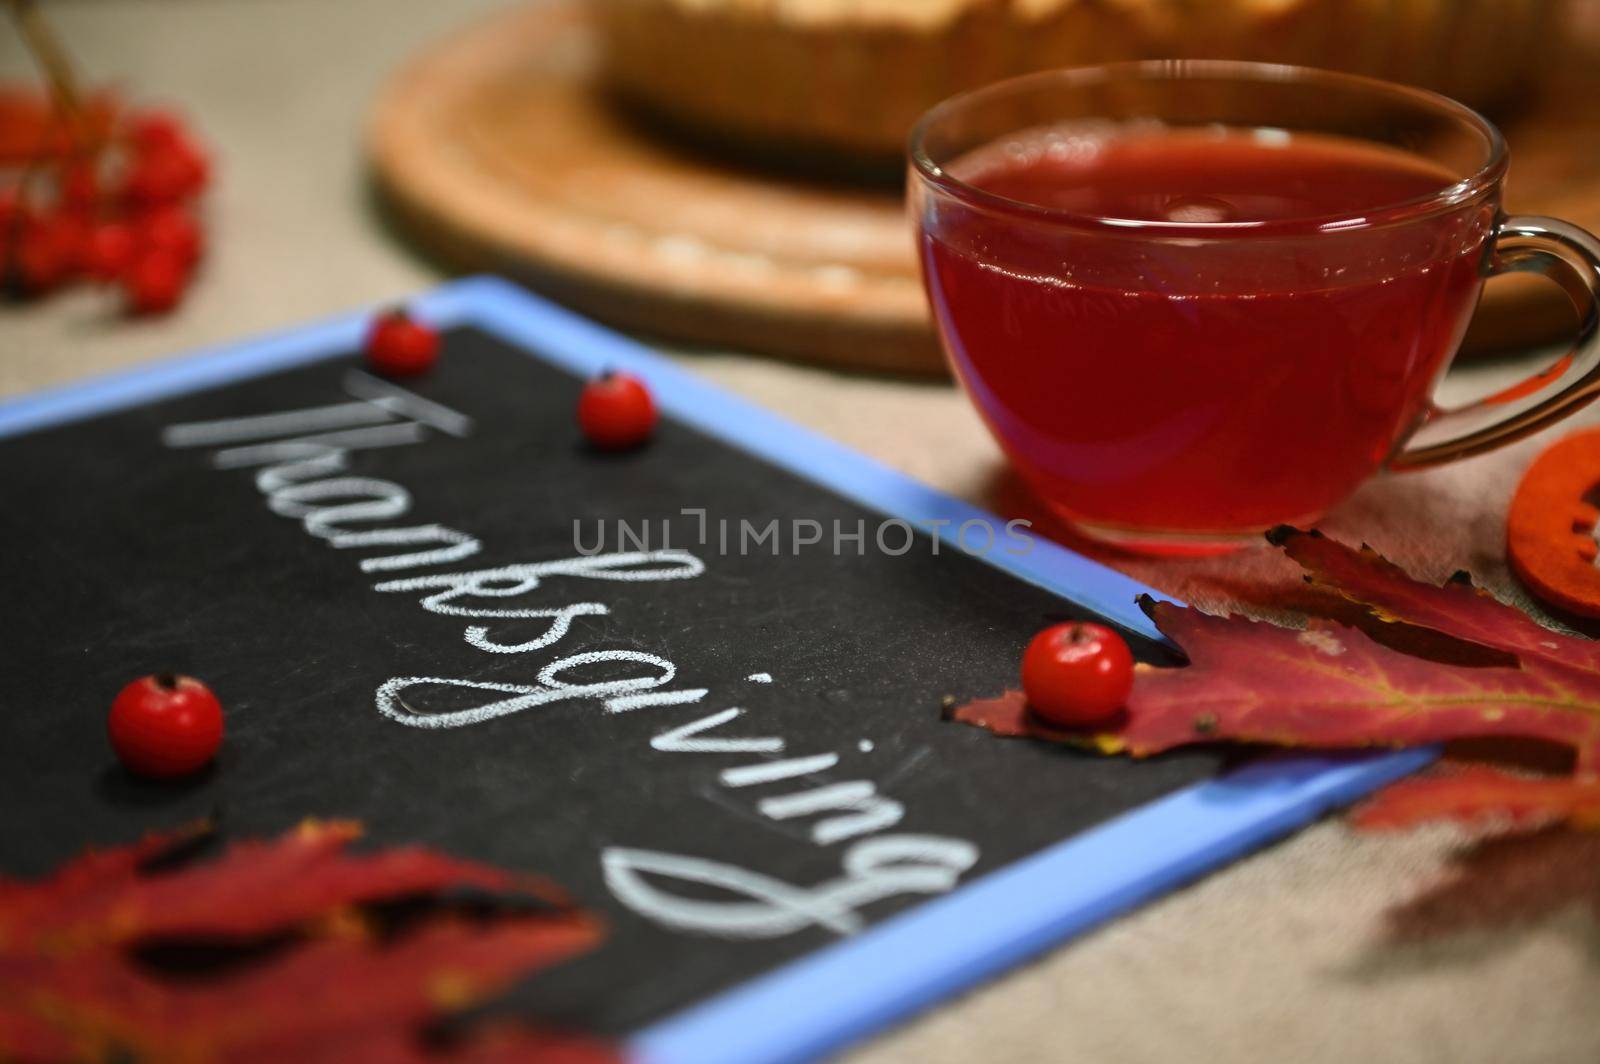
left=0, top=279, right=1429, bottom=1064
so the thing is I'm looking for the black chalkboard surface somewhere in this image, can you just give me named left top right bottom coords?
left=0, top=281, right=1421, bottom=1064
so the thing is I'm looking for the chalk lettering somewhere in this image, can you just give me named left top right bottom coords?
left=268, top=476, right=410, bottom=538
left=464, top=603, right=608, bottom=654
left=601, top=834, right=979, bottom=938
left=162, top=400, right=396, bottom=448
left=759, top=781, right=905, bottom=844
left=651, top=708, right=784, bottom=754
left=378, top=650, right=675, bottom=728
left=332, top=525, right=484, bottom=574
left=340, top=371, right=474, bottom=437
left=166, top=382, right=985, bottom=942
left=606, top=688, right=709, bottom=714
left=720, top=753, right=839, bottom=788
left=373, top=551, right=705, bottom=617
left=255, top=449, right=350, bottom=492
left=213, top=423, right=428, bottom=471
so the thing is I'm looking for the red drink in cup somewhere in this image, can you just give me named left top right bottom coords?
left=910, top=63, right=1600, bottom=553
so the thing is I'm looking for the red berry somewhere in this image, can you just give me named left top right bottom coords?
left=135, top=205, right=203, bottom=266
left=578, top=371, right=657, bottom=450
left=0, top=185, right=21, bottom=227
left=107, top=673, right=224, bottom=779
left=85, top=221, right=138, bottom=281
left=120, top=144, right=207, bottom=206
left=166, top=141, right=210, bottom=195
left=127, top=108, right=187, bottom=153
left=1021, top=622, right=1135, bottom=727
left=364, top=308, right=439, bottom=376
left=119, top=153, right=180, bottom=205
left=55, top=213, right=91, bottom=269
left=59, top=162, right=100, bottom=210
left=14, top=215, right=84, bottom=293
left=122, top=248, right=189, bottom=315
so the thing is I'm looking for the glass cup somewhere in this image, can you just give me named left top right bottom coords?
left=909, top=61, right=1600, bottom=554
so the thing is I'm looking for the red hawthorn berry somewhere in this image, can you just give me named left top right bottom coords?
left=167, top=141, right=210, bottom=195
left=59, top=162, right=100, bottom=210
left=85, top=221, right=138, bottom=282
left=122, top=248, right=189, bottom=315
left=0, top=185, right=22, bottom=227
left=107, top=673, right=224, bottom=779
left=1021, top=622, right=1135, bottom=727
left=120, top=144, right=207, bottom=206
left=577, top=371, right=657, bottom=450
left=15, top=215, right=84, bottom=293
left=364, top=307, right=440, bottom=377
left=577, top=371, right=658, bottom=450
left=135, top=205, right=202, bottom=266
left=127, top=108, right=187, bottom=153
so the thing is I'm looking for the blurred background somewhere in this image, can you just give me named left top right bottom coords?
left=4, top=0, right=1597, bottom=390
left=3, top=3, right=1600, bottom=1062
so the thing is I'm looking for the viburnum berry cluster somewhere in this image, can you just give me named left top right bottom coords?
left=3, top=1, right=212, bottom=315
left=2, top=95, right=211, bottom=314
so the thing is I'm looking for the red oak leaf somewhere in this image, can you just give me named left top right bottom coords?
left=950, top=529, right=1600, bottom=825
left=0, top=821, right=615, bottom=1064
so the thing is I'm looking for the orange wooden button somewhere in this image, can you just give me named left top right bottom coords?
left=1508, top=427, right=1600, bottom=618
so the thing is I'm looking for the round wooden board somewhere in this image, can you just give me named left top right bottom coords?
left=369, top=1, right=1600, bottom=375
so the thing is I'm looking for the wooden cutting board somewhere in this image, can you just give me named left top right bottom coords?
left=368, top=1, right=1600, bottom=375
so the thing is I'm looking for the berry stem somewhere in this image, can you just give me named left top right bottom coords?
left=2, top=0, right=100, bottom=279
left=154, top=672, right=179, bottom=690
left=5, top=0, right=87, bottom=128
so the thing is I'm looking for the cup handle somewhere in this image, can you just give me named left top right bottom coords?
left=1389, top=216, right=1600, bottom=471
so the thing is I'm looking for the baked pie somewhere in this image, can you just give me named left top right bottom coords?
left=594, top=0, right=1563, bottom=161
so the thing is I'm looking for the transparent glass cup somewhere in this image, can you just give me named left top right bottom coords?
left=909, top=62, right=1600, bottom=554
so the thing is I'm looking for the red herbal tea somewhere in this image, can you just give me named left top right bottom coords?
left=919, top=125, right=1494, bottom=548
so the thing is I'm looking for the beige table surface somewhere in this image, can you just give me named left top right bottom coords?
left=4, top=3, right=1598, bottom=1061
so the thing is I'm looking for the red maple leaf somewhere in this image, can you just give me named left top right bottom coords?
left=0, top=821, right=616, bottom=1063
left=950, top=528, right=1600, bottom=827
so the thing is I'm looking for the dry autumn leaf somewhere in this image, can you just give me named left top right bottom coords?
left=1381, top=825, right=1600, bottom=942
left=0, top=820, right=616, bottom=1064
left=1353, top=766, right=1600, bottom=832
left=951, top=528, right=1600, bottom=826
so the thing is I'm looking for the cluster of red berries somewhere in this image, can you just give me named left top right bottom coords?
left=3, top=106, right=210, bottom=314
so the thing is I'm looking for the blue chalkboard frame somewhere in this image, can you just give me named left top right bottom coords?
left=0, top=277, right=1433, bottom=1064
